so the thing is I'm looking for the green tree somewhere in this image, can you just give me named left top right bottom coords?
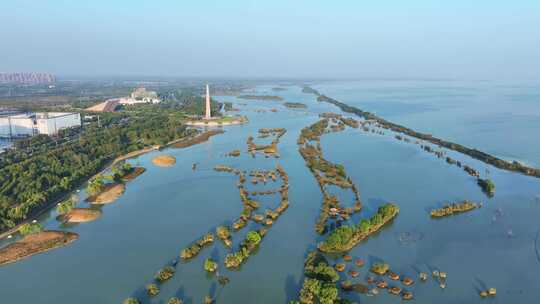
left=19, top=222, right=43, bottom=235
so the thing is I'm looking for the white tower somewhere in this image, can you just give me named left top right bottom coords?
left=205, top=84, right=211, bottom=120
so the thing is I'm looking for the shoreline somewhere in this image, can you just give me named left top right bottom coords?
left=0, top=130, right=225, bottom=240
left=184, top=116, right=248, bottom=127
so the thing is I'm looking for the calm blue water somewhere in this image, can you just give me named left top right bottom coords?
left=0, top=83, right=539, bottom=304
left=314, top=80, right=540, bottom=166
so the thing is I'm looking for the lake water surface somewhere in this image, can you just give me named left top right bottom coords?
left=0, top=82, right=539, bottom=304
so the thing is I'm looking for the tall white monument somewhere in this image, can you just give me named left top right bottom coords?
left=205, top=84, right=211, bottom=120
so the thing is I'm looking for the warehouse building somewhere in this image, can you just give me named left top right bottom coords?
left=0, top=112, right=81, bottom=138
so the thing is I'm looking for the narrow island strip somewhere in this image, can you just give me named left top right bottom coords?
left=318, top=203, right=399, bottom=253
left=430, top=200, right=479, bottom=218
left=237, top=94, right=284, bottom=101
left=303, top=86, right=540, bottom=179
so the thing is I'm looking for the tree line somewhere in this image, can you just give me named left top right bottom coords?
left=0, top=109, right=196, bottom=233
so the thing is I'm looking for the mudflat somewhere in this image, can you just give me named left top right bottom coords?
left=0, top=231, right=78, bottom=266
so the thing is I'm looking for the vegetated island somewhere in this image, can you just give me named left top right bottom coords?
left=477, top=178, right=495, bottom=197
left=303, top=86, right=540, bottom=179
left=0, top=231, right=78, bottom=266
left=171, top=130, right=224, bottom=149
left=237, top=95, right=284, bottom=101
left=121, top=167, right=146, bottom=182
left=125, top=163, right=291, bottom=302
left=318, top=203, right=399, bottom=253
left=369, top=118, right=499, bottom=197
left=289, top=251, right=343, bottom=304
left=58, top=208, right=102, bottom=223
left=184, top=115, right=248, bottom=127
left=87, top=183, right=126, bottom=204
left=430, top=201, right=478, bottom=218
left=297, top=116, right=362, bottom=234
left=284, top=102, right=307, bottom=109
left=271, top=87, right=287, bottom=91
left=85, top=163, right=143, bottom=204
left=247, top=128, right=287, bottom=158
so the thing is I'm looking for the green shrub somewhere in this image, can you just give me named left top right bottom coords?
left=56, top=195, right=77, bottom=214
left=146, top=284, right=159, bottom=297
left=123, top=298, right=140, bottom=304
left=19, top=222, right=43, bottom=235
left=204, top=258, right=218, bottom=273
left=167, top=297, right=183, bottom=304
left=155, top=266, right=175, bottom=282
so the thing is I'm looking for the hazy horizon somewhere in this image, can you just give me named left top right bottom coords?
left=2, top=0, right=539, bottom=80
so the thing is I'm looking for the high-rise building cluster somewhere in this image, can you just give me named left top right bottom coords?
left=0, top=73, right=56, bottom=85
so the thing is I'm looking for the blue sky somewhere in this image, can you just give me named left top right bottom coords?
left=1, top=0, right=539, bottom=79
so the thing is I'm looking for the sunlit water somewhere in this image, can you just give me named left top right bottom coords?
left=0, top=83, right=539, bottom=303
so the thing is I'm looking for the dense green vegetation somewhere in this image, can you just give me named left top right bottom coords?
left=19, top=222, right=43, bottom=235
left=155, top=266, right=176, bottom=282
left=146, top=283, right=160, bottom=297
left=477, top=178, right=495, bottom=196
left=86, top=163, right=137, bottom=196
left=180, top=233, right=214, bottom=260
left=87, top=175, right=106, bottom=196
left=430, top=201, right=478, bottom=218
left=224, top=230, right=264, bottom=269
left=56, top=195, right=77, bottom=214
left=318, top=204, right=399, bottom=253
left=167, top=297, right=183, bottom=304
left=216, top=225, right=232, bottom=247
left=290, top=251, right=352, bottom=304
left=0, top=109, right=197, bottom=233
left=204, top=258, right=218, bottom=273
left=122, top=297, right=140, bottom=304
left=158, top=89, right=222, bottom=117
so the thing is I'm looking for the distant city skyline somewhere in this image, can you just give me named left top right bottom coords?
left=1, top=0, right=539, bottom=80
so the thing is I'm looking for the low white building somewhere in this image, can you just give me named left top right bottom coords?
left=0, top=112, right=81, bottom=137
left=107, top=87, right=161, bottom=106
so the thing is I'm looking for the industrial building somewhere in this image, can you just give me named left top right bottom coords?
left=0, top=112, right=81, bottom=138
